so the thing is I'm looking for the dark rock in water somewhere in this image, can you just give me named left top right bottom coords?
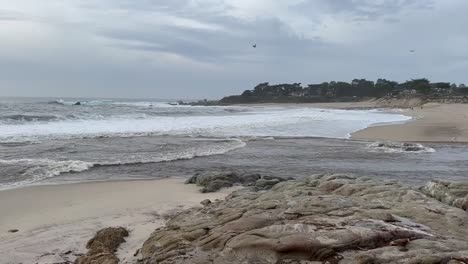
left=8, top=229, right=19, bottom=233
left=404, top=146, right=422, bottom=152
left=143, top=174, right=468, bottom=263
left=369, top=142, right=434, bottom=153
left=421, top=180, right=468, bottom=211
left=75, top=227, right=128, bottom=264
left=186, top=171, right=286, bottom=193
left=74, top=102, right=81, bottom=105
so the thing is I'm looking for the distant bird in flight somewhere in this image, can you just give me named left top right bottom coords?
left=252, top=44, right=257, bottom=48
left=410, top=50, right=415, bottom=53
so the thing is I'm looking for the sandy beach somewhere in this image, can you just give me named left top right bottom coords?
left=351, top=103, right=468, bottom=143
left=293, top=101, right=468, bottom=143
left=298, top=101, right=468, bottom=143
left=0, top=178, right=237, bottom=264
left=243, top=101, right=468, bottom=143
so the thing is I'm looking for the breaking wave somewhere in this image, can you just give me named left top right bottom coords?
left=0, top=107, right=411, bottom=143
left=0, top=138, right=246, bottom=190
left=0, top=114, right=59, bottom=123
left=0, top=159, right=94, bottom=190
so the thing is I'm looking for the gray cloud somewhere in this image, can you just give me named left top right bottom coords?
left=0, top=0, right=467, bottom=99
left=0, top=10, right=26, bottom=21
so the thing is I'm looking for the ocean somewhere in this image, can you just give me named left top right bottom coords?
left=1, top=97, right=466, bottom=190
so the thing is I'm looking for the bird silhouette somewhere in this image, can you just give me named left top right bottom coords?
left=252, top=44, right=257, bottom=48
left=410, top=50, right=415, bottom=53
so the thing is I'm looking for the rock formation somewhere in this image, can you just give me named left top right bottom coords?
left=368, top=142, right=435, bottom=153
left=185, top=171, right=287, bottom=193
left=421, top=180, right=468, bottom=211
left=75, top=227, right=129, bottom=264
left=141, top=174, right=468, bottom=264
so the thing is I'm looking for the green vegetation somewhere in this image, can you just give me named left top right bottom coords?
left=219, top=78, right=468, bottom=104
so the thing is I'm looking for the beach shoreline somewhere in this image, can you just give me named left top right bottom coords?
left=237, top=101, right=468, bottom=143
left=0, top=178, right=238, bottom=264
left=351, top=102, right=468, bottom=143
left=310, top=101, right=468, bottom=143
left=2, top=102, right=468, bottom=263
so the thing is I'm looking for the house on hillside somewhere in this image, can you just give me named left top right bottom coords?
left=401, top=89, right=417, bottom=95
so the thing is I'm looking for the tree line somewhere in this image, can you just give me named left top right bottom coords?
left=218, top=78, right=467, bottom=103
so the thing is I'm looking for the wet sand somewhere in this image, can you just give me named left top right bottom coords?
left=352, top=103, right=468, bottom=143
left=0, top=178, right=237, bottom=264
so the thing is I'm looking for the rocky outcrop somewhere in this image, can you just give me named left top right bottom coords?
left=141, top=174, right=468, bottom=264
left=421, top=180, right=468, bottom=211
left=75, top=227, right=128, bottom=264
left=185, top=171, right=287, bottom=193
left=368, top=142, right=435, bottom=153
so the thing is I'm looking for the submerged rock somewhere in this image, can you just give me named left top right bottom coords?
left=75, top=227, right=128, bottom=264
left=142, top=174, right=468, bottom=264
left=368, top=142, right=435, bottom=153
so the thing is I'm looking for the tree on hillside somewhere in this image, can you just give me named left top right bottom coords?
left=350, top=79, right=375, bottom=96
left=241, top=90, right=253, bottom=97
left=253, top=83, right=270, bottom=95
left=334, top=82, right=353, bottom=97
left=405, top=79, right=431, bottom=94
left=375, top=79, right=398, bottom=97
left=430, top=82, right=451, bottom=89
left=318, top=82, right=330, bottom=97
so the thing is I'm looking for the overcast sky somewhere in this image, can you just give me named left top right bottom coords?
left=0, top=0, right=467, bottom=99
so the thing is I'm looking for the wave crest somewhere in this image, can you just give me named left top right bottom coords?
left=0, top=139, right=246, bottom=190
left=0, top=159, right=94, bottom=190
left=0, top=114, right=59, bottom=123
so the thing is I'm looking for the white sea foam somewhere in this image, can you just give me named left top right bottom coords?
left=92, top=138, right=246, bottom=166
left=47, top=99, right=178, bottom=107
left=0, top=139, right=246, bottom=189
left=0, top=159, right=94, bottom=190
left=0, top=107, right=411, bottom=143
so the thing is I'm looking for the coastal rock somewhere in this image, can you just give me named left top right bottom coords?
left=200, top=199, right=212, bottom=206
left=368, top=142, right=434, bottom=153
left=421, top=180, right=468, bottom=210
left=186, top=171, right=279, bottom=193
left=202, top=180, right=233, bottom=193
left=254, top=178, right=280, bottom=190
left=142, top=175, right=468, bottom=263
left=75, top=227, right=128, bottom=264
